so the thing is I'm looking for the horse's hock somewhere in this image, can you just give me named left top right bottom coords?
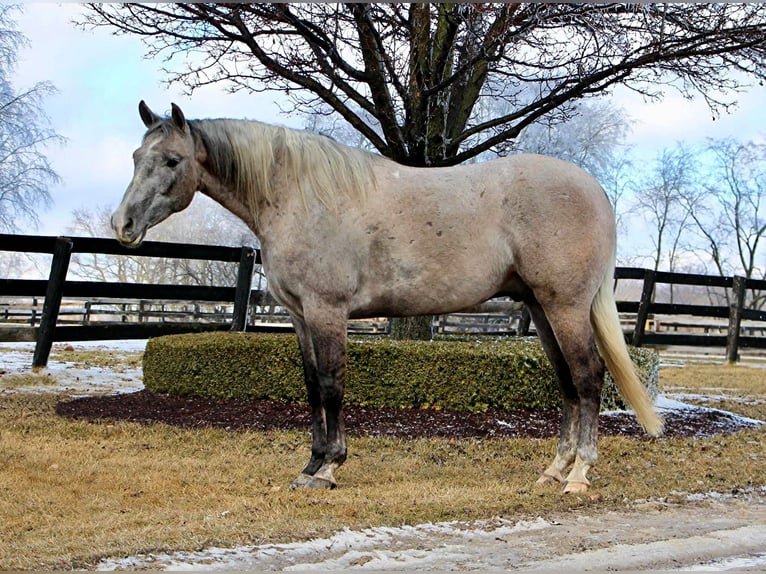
left=142, top=333, right=659, bottom=413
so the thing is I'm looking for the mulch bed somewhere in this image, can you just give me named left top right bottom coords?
left=55, top=390, right=760, bottom=439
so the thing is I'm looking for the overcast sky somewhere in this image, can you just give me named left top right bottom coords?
left=13, top=3, right=766, bottom=237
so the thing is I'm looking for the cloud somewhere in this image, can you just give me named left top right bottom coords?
left=613, top=83, right=766, bottom=154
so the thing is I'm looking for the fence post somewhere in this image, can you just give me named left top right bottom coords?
left=632, top=269, right=656, bottom=347
left=33, top=237, right=73, bottom=369
left=518, top=305, right=532, bottom=336
left=231, top=246, right=255, bottom=331
left=726, top=276, right=747, bottom=363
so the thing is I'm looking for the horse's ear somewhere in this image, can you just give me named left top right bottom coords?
left=170, top=103, right=187, bottom=131
left=138, top=100, right=159, bottom=128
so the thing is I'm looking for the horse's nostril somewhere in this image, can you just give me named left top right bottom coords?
left=124, top=217, right=134, bottom=232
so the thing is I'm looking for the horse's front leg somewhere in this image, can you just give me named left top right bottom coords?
left=290, top=312, right=348, bottom=490
left=290, top=317, right=327, bottom=489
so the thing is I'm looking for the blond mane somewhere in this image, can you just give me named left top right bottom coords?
left=190, top=119, right=374, bottom=218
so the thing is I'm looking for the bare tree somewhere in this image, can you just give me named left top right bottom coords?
left=82, top=4, right=766, bottom=166
left=632, top=145, right=697, bottom=271
left=682, top=138, right=766, bottom=308
left=709, top=139, right=765, bottom=281
left=68, top=197, right=260, bottom=287
left=0, top=5, right=64, bottom=232
left=81, top=2, right=766, bottom=336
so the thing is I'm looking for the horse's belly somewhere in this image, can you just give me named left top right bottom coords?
left=350, top=262, right=513, bottom=319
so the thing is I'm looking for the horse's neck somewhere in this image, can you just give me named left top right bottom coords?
left=194, top=119, right=292, bottom=238
left=198, top=171, right=259, bottom=234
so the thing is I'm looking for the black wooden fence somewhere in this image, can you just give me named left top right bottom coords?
left=0, top=234, right=290, bottom=367
left=2, top=234, right=765, bottom=367
left=614, top=267, right=766, bottom=361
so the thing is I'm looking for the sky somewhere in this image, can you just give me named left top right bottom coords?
left=11, top=3, right=766, bottom=238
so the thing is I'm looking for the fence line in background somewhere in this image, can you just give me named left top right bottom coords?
left=0, top=234, right=272, bottom=367
left=2, top=234, right=765, bottom=367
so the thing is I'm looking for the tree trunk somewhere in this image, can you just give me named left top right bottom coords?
left=389, top=315, right=433, bottom=340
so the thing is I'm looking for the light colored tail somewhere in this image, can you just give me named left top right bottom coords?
left=591, top=262, right=664, bottom=436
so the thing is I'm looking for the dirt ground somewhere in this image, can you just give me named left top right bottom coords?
left=56, top=388, right=757, bottom=440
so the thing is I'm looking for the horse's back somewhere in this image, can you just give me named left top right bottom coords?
left=369, top=152, right=616, bottom=268
left=343, top=153, right=616, bottom=317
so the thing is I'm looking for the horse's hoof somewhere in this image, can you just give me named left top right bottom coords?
left=289, top=473, right=314, bottom=490
left=535, top=473, right=562, bottom=487
left=307, top=476, right=337, bottom=490
left=562, top=480, right=589, bottom=494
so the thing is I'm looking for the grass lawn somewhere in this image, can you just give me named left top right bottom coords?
left=0, top=356, right=764, bottom=570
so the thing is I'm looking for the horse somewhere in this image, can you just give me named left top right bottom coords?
left=112, top=101, right=663, bottom=494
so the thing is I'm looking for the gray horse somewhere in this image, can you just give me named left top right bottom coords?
left=112, top=102, right=663, bottom=493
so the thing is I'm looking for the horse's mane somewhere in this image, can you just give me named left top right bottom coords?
left=187, top=119, right=374, bottom=216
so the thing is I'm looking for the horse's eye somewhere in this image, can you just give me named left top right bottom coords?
left=165, top=158, right=180, bottom=168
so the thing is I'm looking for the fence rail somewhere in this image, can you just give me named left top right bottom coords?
left=2, top=234, right=765, bottom=367
left=615, top=268, right=766, bottom=361
left=0, top=234, right=273, bottom=367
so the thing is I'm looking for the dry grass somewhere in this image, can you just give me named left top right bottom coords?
left=51, top=349, right=142, bottom=370
left=0, top=362, right=764, bottom=569
left=0, top=371, right=60, bottom=389
left=0, top=344, right=143, bottom=371
left=659, top=363, right=766, bottom=421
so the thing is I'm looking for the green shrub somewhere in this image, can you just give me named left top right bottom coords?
left=143, top=333, right=659, bottom=412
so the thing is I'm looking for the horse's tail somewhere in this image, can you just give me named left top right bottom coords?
left=591, top=261, right=664, bottom=436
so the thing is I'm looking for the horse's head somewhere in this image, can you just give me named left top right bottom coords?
left=111, top=101, right=199, bottom=247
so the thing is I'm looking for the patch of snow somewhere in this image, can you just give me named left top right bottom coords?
left=666, top=391, right=766, bottom=406
left=656, top=395, right=764, bottom=428
left=655, top=395, right=703, bottom=411
left=0, top=340, right=145, bottom=396
left=674, top=486, right=766, bottom=504
left=682, top=552, right=766, bottom=571
left=96, top=516, right=553, bottom=571
left=659, top=349, right=766, bottom=369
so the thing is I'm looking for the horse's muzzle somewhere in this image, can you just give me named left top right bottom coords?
left=111, top=213, right=146, bottom=248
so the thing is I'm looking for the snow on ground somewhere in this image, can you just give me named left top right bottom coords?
left=655, top=395, right=765, bottom=427
left=97, top=517, right=554, bottom=571
left=0, top=340, right=146, bottom=396
left=94, top=492, right=766, bottom=572
left=660, top=348, right=766, bottom=369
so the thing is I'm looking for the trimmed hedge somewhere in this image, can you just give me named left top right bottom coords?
left=143, top=332, right=659, bottom=413
left=143, top=333, right=659, bottom=412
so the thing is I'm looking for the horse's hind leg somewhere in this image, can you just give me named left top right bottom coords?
left=543, top=304, right=606, bottom=494
left=525, top=300, right=579, bottom=486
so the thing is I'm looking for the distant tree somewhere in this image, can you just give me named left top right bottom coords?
left=632, top=145, right=697, bottom=272
left=82, top=2, right=766, bottom=337
left=682, top=138, right=766, bottom=308
left=0, top=5, right=63, bottom=232
left=68, top=197, right=261, bottom=287
left=0, top=250, right=32, bottom=278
